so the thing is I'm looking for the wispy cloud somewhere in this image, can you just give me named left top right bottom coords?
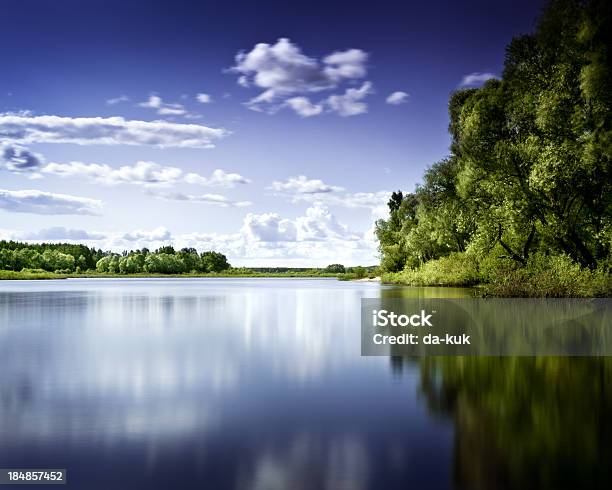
left=459, top=72, right=497, bottom=87
left=17, top=227, right=106, bottom=240
left=106, top=95, right=130, bottom=105
left=41, top=160, right=250, bottom=188
left=196, top=93, right=212, bottom=104
left=270, top=175, right=344, bottom=194
left=0, top=114, right=228, bottom=148
left=327, top=82, right=372, bottom=116
left=0, top=189, right=102, bottom=215
left=150, top=190, right=252, bottom=208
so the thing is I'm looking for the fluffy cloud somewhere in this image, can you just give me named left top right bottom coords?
left=284, top=97, right=323, bottom=117
left=183, top=169, right=250, bottom=187
left=42, top=160, right=181, bottom=186
left=41, top=160, right=250, bottom=188
left=0, top=189, right=102, bottom=215
left=242, top=203, right=356, bottom=242
left=0, top=114, right=227, bottom=148
left=151, top=190, right=252, bottom=207
left=196, top=93, right=212, bottom=103
left=1, top=203, right=378, bottom=266
left=231, top=38, right=370, bottom=115
left=241, top=213, right=297, bottom=241
left=460, top=72, right=497, bottom=87
left=322, top=49, right=368, bottom=81
left=1, top=143, right=44, bottom=173
left=386, top=91, right=409, bottom=105
left=327, top=82, right=372, bottom=116
left=270, top=175, right=344, bottom=194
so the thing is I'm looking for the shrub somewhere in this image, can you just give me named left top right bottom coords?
left=383, top=252, right=480, bottom=287
left=483, top=254, right=612, bottom=297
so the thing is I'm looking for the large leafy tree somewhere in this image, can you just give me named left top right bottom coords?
left=376, top=0, right=611, bottom=271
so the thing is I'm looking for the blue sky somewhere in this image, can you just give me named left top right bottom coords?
left=0, top=0, right=544, bottom=266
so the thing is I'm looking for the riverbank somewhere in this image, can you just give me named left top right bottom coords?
left=381, top=253, right=612, bottom=297
left=0, top=270, right=345, bottom=281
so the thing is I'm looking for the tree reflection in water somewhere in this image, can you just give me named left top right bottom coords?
left=402, top=356, right=612, bottom=489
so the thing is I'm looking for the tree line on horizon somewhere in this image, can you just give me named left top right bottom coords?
left=0, top=241, right=230, bottom=274
left=376, top=0, right=611, bottom=292
left=0, top=241, right=367, bottom=276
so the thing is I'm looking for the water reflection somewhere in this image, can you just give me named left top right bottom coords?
left=0, top=279, right=452, bottom=490
left=417, top=356, right=612, bottom=489
left=2, top=279, right=605, bottom=489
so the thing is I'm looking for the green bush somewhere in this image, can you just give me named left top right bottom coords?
left=483, top=254, right=612, bottom=297
left=383, top=252, right=481, bottom=287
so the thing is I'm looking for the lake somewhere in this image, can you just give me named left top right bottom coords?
left=0, top=278, right=609, bottom=489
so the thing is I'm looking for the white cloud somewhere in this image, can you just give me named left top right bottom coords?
left=1, top=143, right=44, bottom=173
left=241, top=213, right=297, bottom=242
left=196, top=93, right=212, bottom=104
left=0, top=189, right=102, bottom=215
left=183, top=169, right=251, bottom=187
left=460, top=72, right=497, bottom=87
left=122, top=226, right=172, bottom=242
left=326, top=82, right=372, bottom=117
left=230, top=38, right=369, bottom=115
left=322, top=49, right=368, bottom=81
left=17, top=227, right=105, bottom=240
left=106, top=95, right=130, bottom=105
left=0, top=114, right=227, bottom=148
left=270, top=175, right=344, bottom=194
left=386, top=91, right=409, bottom=105
left=242, top=203, right=357, bottom=242
left=138, top=95, right=187, bottom=116
left=151, top=190, right=252, bottom=207
left=41, top=160, right=249, bottom=188
left=284, top=97, right=323, bottom=117
left=0, top=203, right=379, bottom=266
left=291, top=189, right=391, bottom=218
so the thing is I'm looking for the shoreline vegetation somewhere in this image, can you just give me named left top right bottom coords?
left=0, top=243, right=379, bottom=281
left=375, top=0, right=611, bottom=298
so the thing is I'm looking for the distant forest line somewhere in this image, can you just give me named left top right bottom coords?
left=0, top=240, right=374, bottom=278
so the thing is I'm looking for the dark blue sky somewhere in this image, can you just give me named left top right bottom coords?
left=0, top=0, right=546, bottom=265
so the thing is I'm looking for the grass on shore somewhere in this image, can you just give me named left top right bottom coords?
left=0, top=270, right=69, bottom=280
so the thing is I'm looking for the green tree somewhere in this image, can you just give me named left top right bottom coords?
left=325, top=264, right=346, bottom=273
left=200, top=251, right=230, bottom=272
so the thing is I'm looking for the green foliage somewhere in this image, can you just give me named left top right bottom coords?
left=91, top=249, right=231, bottom=275
left=383, top=252, right=481, bottom=287
left=483, top=253, right=612, bottom=297
left=200, top=251, right=230, bottom=273
left=376, top=0, right=611, bottom=294
left=324, top=263, right=346, bottom=273
left=0, top=269, right=67, bottom=280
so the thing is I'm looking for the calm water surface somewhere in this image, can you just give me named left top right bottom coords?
left=0, top=278, right=609, bottom=489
